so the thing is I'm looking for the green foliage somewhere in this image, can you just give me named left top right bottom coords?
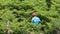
left=0, top=0, right=60, bottom=34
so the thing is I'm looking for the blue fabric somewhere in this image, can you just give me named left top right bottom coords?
left=31, top=16, right=41, bottom=24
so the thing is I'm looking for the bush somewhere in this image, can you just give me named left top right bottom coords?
left=0, top=0, right=60, bottom=34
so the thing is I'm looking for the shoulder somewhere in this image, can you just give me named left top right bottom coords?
left=34, top=16, right=40, bottom=18
left=32, top=16, right=39, bottom=19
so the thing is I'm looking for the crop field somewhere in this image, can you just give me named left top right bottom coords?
left=0, top=0, right=60, bottom=34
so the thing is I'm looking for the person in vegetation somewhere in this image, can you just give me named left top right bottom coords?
left=31, top=13, right=41, bottom=24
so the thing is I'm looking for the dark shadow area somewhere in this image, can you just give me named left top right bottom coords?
left=20, top=13, right=31, bottom=19
left=0, top=18, right=2, bottom=22
left=21, top=5, right=34, bottom=11
left=38, top=14, right=51, bottom=22
left=48, top=27, right=57, bottom=34
left=46, top=0, right=51, bottom=11
left=7, top=4, right=34, bottom=11
left=0, top=29, right=5, bottom=34
left=40, top=23, right=49, bottom=31
left=51, top=15, right=58, bottom=18
left=12, top=28, right=30, bottom=34
left=16, top=15, right=20, bottom=18
left=13, top=11, right=18, bottom=14
left=19, top=25, right=23, bottom=27
left=19, top=0, right=24, bottom=1
left=7, top=4, right=20, bottom=10
left=17, top=18, right=23, bottom=22
left=8, top=18, right=13, bottom=22
left=56, top=7, right=60, bottom=14
left=13, top=11, right=23, bottom=22
left=15, top=15, right=23, bottom=22
left=58, top=11, right=60, bottom=14
left=0, top=18, right=2, bottom=20
left=13, top=11, right=20, bottom=18
left=6, top=3, right=21, bottom=10
left=48, top=22, right=59, bottom=34
left=0, top=4, right=5, bottom=10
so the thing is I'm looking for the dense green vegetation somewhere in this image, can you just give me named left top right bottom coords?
left=0, top=0, right=60, bottom=34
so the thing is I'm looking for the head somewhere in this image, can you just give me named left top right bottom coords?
left=32, top=13, right=36, bottom=17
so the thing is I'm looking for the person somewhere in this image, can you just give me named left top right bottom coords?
left=31, top=13, right=41, bottom=24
